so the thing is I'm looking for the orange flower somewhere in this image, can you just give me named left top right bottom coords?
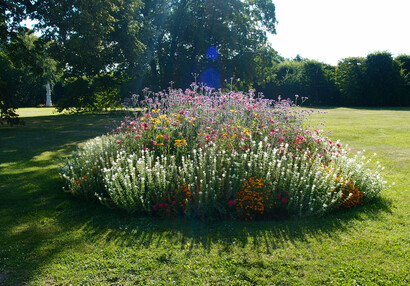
left=235, top=177, right=274, bottom=220
left=338, top=180, right=363, bottom=209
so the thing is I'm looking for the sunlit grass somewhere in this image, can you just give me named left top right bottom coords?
left=16, top=107, right=60, bottom=118
left=0, top=107, right=408, bottom=285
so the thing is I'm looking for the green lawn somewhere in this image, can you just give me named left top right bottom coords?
left=0, top=107, right=409, bottom=285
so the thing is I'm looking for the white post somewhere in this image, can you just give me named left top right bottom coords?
left=45, top=82, right=52, bottom=106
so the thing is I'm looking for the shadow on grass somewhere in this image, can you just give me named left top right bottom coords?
left=0, top=112, right=121, bottom=284
left=74, top=195, right=393, bottom=251
left=0, top=112, right=394, bottom=285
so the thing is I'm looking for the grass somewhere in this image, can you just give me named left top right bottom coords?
left=0, top=107, right=409, bottom=285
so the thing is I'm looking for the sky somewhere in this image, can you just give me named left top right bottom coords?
left=268, top=0, right=410, bottom=65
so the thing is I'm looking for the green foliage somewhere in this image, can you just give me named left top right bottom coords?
left=395, top=54, right=410, bottom=106
left=0, top=28, right=59, bottom=113
left=55, top=77, right=95, bottom=112
left=32, top=0, right=145, bottom=77
left=2, top=1, right=409, bottom=109
left=0, top=50, right=22, bottom=125
left=334, top=52, right=408, bottom=107
left=0, top=0, right=28, bottom=41
left=144, top=0, right=277, bottom=89
left=259, top=60, right=339, bottom=106
left=395, top=54, right=410, bottom=78
left=365, top=52, right=403, bottom=106
left=55, top=74, right=125, bottom=112
left=335, top=57, right=366, bottom=106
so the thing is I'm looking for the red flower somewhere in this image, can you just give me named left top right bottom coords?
left=281, top=197, right=288, bottom=204
left=228, top=200, right=237, bottom=206
left=158, top=203, right=164, bottom=208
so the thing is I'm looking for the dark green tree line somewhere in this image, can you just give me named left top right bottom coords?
left=255, top=52, right=409, bottom=107
left=334, top=52, right=408, bottom=107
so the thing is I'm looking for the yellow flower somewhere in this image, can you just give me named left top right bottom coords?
left=153, top=108, right=160, bottom=113
left=174, top=139, right=187, bottom=147
left=156, top=134, right=164, bottom=139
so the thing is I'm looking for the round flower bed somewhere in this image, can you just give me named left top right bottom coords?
left=60, top=85, right=387, bottom=220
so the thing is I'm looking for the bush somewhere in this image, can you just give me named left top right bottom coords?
left=60, top=85, right=387, bottom=219
left=55, top=74, right=123, bottom=112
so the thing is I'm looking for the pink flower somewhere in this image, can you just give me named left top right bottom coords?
left=228, top=200, right=237, bottom=206
left=337, top=142, right=342, bottom=148
left=171, top=201, right=177, bottom=205
left=152, top=204, right=159, bottom=211
left=284, top=190, right=289, bottom=196
left=116, top=140, right=121, bottom=145
left=158, top=203, right=164, bottom=208
left=164, top=203, right=169, bottom=208
left=315, top=129, right=320, bottom=134
left=281, top=197, right=288, bottom=204
left=277, top=194, right=281, bottom=200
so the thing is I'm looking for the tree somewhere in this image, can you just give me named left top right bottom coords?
left=261, top=60, right=339, bottom=106
left=395, top=54, right=410, bottom=78
left=5, top=28, right=59, bottom=106
left=364, top=52, right=403, bottom=106
left=301, top=61, right=339, bottom=106
left=335, top=57, right=366, bottom=106
left=150, top=0, right=277, bottom=89
left=394, top=54, right=410, bottom=106
left=0, top=49, right=21, bottom=125
left=30, top=0, right=145, bottom=77
left=0, top=0, right=29, bottom=42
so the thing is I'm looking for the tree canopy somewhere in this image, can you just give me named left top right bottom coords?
left=0, top=0, right=409, bottom=123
